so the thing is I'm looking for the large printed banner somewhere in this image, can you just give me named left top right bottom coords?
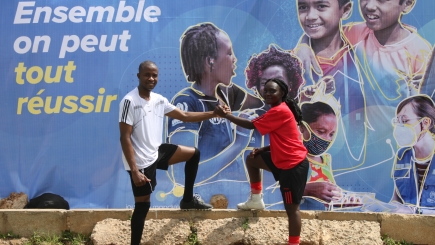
left=1, top=0, right=435, bottom=214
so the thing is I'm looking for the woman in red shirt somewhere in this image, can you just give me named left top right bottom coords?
left=215, top=78, right=308, bottom=245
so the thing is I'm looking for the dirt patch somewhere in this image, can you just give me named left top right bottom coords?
left=89, top=217, right=382, bottom=245
left=0, top=192, right=28, bottom=209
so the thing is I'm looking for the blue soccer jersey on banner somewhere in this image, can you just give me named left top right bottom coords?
left=167, top=87, right=233, bottom=159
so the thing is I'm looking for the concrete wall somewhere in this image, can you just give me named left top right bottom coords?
left=1, top=209, right=434, bottom=244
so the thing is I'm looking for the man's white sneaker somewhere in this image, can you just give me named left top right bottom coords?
left=237, top=193, right=265, bottom=210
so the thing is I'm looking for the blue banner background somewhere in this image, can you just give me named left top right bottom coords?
left=1, top=0, right=435, bottom=210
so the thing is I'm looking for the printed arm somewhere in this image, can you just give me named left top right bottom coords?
left=303, top=154, right=341, bottom=202
left=218, top=83, right=265, bottom=111
left=294, top=34, right=322, bottom=84
left=195, top=122, right=253, bottom=184
left=391, top=189, right=403, bottom=204
left=167, top=118, right=252, bottom=185
left=408, top=42, right=433, bottom=95
left=341, top=23, right=362, bottom=46
left=166, top=96, right=253, bottom=184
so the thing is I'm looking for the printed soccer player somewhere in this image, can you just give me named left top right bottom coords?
left=165, top=23, right=263, bottom=207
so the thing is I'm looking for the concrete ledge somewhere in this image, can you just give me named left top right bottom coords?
left=1, top=209, right=435, bottom=244
left=67, top=209, right=132, bottom=235
left=317, top=211, right=380, bottom=222
left=1, top=210, right=67, bottom=237
left=379, top=213, right=435, bottom=245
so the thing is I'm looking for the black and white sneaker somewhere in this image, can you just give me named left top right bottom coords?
left=180, top=193, right=213, bottom=210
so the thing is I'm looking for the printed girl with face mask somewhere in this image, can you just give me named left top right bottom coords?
left=299, top=101, right=371, bottom=210
left=391, top=95, right=435, bottom=214
left=299, top=101, right=342, bottom=205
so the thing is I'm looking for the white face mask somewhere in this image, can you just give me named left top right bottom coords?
left=392, top=117, right=424, bottom=147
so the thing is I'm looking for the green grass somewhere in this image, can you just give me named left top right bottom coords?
left=382, top=234, right=413, bottom=245
left=184, top=222, right=201, bottom=245
left=2, top=227, right=415, bottom=245
left=241, top=218, right=250, bottom=231
left=59, top=230, right=93, bottom=245
left=0, top=231, right=20, bottom=240
left=0, top=230, right=93, bottom=245
left=25, top=232, right=62, bottom=245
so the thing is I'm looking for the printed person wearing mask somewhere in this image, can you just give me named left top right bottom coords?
left=300, top=98, right=369, bottom=210
left=300, top=101, right=346, bottom=209
left=391, top=95, right=435, bottom=214
left=300, top=101, right=339, bottom=204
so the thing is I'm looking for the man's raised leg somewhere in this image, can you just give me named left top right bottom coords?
left=168, top=145, right=212, bottom=209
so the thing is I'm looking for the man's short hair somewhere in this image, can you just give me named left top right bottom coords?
left=138, top=60, right=157, bottom=73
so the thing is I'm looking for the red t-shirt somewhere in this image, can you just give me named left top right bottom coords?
left=252, top=102, right=307, bottom=169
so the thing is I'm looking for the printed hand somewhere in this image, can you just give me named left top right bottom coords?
left=300, top=85, right=316, bottom=102
left=294, top=42, right=323, bottom=84
left=387, top=202, right=415, bottom=214
left=299, top=76, right=336, bottom=102
left=407, top=74, right=423, bottom=96
left=304, top=181, right=341, bottom=202
left=321, top=76, right=336, bottom=95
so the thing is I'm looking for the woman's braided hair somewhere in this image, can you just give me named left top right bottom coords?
left=180, top=23, right=220, bottom=85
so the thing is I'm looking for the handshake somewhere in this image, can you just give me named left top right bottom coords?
left=214, top=104, right=231, bottom=118
left=214, top=105, right=258, bottom=120
left=213, top=105, right=257, bottom=137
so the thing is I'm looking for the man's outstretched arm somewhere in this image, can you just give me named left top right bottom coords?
left=166, top=108, right=219, bottom=122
